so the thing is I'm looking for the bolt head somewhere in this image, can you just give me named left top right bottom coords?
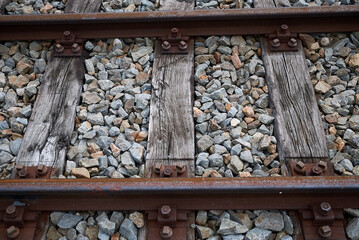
left=288, top=38, right=297, bottom=48
left=318, top=161, right=327, bottom=170
left=319, top=202, right=331, bottom=216
left=63, top=30, right=71, bottom=39
left=296, top=161, right=305, bottom=169
left=163, top=167, right=172, bottom=177
left=281, top=24, right=288, bottom=30
left=171, top=28, right=178, bottom=34
left=55, top=44, right=64, bottom=53
left=271, top=38, right=280, bottom=48
left=16, top=164, right=24, bottom=171
left=178, top=41, right=187, bottom=50
left=318, top=225, right=331, bottom=238
left=162, top=41, right=171, bottom=51
left=18, top=168, right=28, bottom=178
left=153, top=163, right=162, bottom=175
left=161, top=226, right=173, bottom=239
left=37, top=164, right=48, bottom=175
left=311, top=165, right=323, bottom=175
left=6, top=205, right=17, bottom=217
left=6, top=226, right=20, bottom=239
left=72, top=43, right=81, bottom=53
left=160, top=205, right=172, bottom=218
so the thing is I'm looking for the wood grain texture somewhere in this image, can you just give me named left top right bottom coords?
left=65, top=0, right=102, bottom=13
left=0, top=0, right=10, bottom=14
left=255, top=0, right=328, bottom=161
left=15, top=0, right=101, bottom=179
left=141, top=1, right=195, bottom=240
left=15, top=57, right=85, bottom=177
left=146, top=41, right=195, bottom=162
left=260, top=38, right=328, bottom=160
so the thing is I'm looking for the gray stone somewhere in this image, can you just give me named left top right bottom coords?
left=57, top=213, right=82, bottom=229
left=0, top=151, right=13, bottom=164
left=9, top=139, right=22, bottom=156
left=254, top=212, right=284, bottom=232
left=245, top=228, right=271, bottom=240
left=197, top=135, right=215, bottom=152
left=129, top=142, right=145, bottom=164
left=121, top=152, right=136, bottom=166
left=340, top=159, right=354, bottom=172
left=196, top=225, right=215, bottom=239
left=119, top=218, right=138, bottom=240
left=240, top=150, right=253, bottom=164
left=209, top=88, right=227, bottom=100
left=230, top=155, right=243, bottom=172
left=98, top=80, right=114, bottom=91
left=76, top=221, right=87, bottom=235
left=132, top=46, right=153, bottom=62
left=346, top=218, right=359, bottom=240
left=50, top=212, right=65, bottom=225
left=208, top=153, right=224, bottom=167
left=349, top=115, right=359, bottom=131
left=116, top=138, right=132, bottom=151
left=218, top=218, right=249, bottom=235
left=98, top=218, right=116, bottom=235
left=110, top=211, right=124, bottom=229
left=223, top=235, right=244, bottom=240
left=258, top=114, right=275, bottom=125
left=87, top=113, right=104, bottom=125
left=97, top=136, right=114, bottom=149
left=283, top=211, right=294, bottom=235
left=79, top=158, right=99, bottom=168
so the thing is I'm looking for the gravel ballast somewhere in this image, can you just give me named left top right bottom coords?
left=194, top=35, right=280, bottom=178
left=62, top=38, right=154, bottom=179
left=0, top=40, right=51, bottom=179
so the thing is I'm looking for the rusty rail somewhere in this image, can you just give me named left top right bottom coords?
left=0, top=6, right=358, bottom=40
left=0, top=177, right=358, bottom=211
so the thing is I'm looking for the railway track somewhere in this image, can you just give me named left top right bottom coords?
left=0, top=0, right=359, bottom=239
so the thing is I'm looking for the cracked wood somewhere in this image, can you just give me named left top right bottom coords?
left=255, top=0, right=328, bottom=162
left=14, top=0, right=102, bottom=178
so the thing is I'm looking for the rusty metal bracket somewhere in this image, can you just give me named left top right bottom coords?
left=299, top=202, right=346, bottom=240
left=152, top=164, right=187, bottom=178
left=0, top=203, right=45, bottom=240
left=267, top=24, right=298, bottom=52
left=14, top=164, right=54, bottom=179
left=147, top=205, right=188, bottom=240
left=52, top=30, right=84, bottom=57
left=287, top=158, right=334, bottom=176
left=160, top=28, right=189, bottom=54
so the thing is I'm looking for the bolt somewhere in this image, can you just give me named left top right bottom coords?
left=160, top=226, right=173, bottom=239
left=72, top=43, right=81, bottom=53
left=18, top=167, right=28, bottom=178
left=288, top=38, right=297, bottom=48
left=6, top=226, right=20, bottom=239
left=170, top=27, right=178, bottom=38
left=280, top=24, right=289, bottom=34
left=178, top=41, right=188, bottom=50
left=271, top=38, right=280, bottom=48
left=54, top=43, right=64, bottom=53
left=318, top=161, right=327, bottom=171
left=63, top=30, right=72, bottom=40
left=160, top=205, right=172, bottom=218
left=6, top=205, right=17, bottom=218
left=16, top=164, right=24, bottom=171
left=163, top=167, right=173, bottom=177
left=153, top=163, right=162, bottom=175
left=294, top=161, right=306, bottom=175
left=162, top=41, right=171, bottom=51
left=37, top=164, right=48, bottom=176
left=319, top=202, right=331, bottom=216
left=175, top=163, right=186, bottom=175
left=311, top=165, right=323, bottom=176
left=318, top=225, right=331, bottom=238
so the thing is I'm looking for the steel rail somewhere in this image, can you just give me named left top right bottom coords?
left=0, top=177, right=358, bottom=211
left=0, top=6, right=358, bottom=41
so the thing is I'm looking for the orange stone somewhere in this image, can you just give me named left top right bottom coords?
left=231, top=53, right=242, bottom=70
left=243, top=105, right=255, bottom=118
